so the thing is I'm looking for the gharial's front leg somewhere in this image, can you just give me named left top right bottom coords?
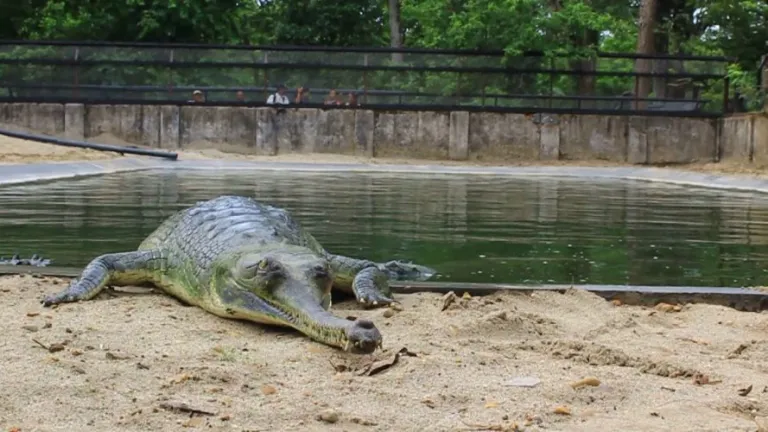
left=41, top=250, right=164, bottom=307
left=326, top=255, right=395, bottom=308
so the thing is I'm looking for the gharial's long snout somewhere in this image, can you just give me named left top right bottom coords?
left=274, top=279, right=384, bottom=354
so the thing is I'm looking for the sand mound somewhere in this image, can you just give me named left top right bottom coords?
left=0, top=134, right=118, bottom=164
left=1, top=275, right=767, bottom=431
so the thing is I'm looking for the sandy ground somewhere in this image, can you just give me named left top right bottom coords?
left=2, top=275, right=768, bottom=432
left=0, top=135, right=118, bottom=164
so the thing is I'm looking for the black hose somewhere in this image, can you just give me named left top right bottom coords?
left=0, top=128, right=178, bottom=160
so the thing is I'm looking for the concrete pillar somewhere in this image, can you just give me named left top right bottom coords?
left=64, top=103, right=85, bottom=140
left=355, top=109, right=375, bottom=157
left=141, top=105, right=161, bottom=147
left=159, top=105, right=180, bottom=150
left=753, top=115, right=768, bottom=164
left=627, top=117, right=648, bottom=164
left=372, top=113, right=394, bottom=158
left=448, top=111, right=469, bottom=160
left=255, top=108, right=277, bottom=155
left=539, top=122, right=560, bottom=160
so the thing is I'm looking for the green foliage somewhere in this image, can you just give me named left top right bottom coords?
left=252, top=0, right=389, bottom=46
left=12, top=0, right=250, bottom=43
left=0, top=0, right=766, bottom=110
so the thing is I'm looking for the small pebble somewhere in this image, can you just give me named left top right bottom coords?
left=48, top=343, right=65, bottom=353
left=755, top=415, right=768, bottom=432
left=570, top=377, right=601, bottom=389
left=22, top=325, right=39, bottom=332
left=382, top=309, right=395, bottom=318
left=106, top=352, right=130, bottom=360
left=316, top=409, right=340, bottom=423
left=505, top=376, right=541, bottom=388
left=553, top=405, right=572, bottom=415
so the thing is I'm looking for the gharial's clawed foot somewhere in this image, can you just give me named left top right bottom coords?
left=356, top=292, right=397, bottom=308
left=0, top=253, right=53, bottom=267
left=40, top=282, right=81, bottom=307
left=41, top=293, right=72, bottom=307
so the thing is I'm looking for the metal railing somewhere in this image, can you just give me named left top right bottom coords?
left=0, top=40, right=732, bottom=117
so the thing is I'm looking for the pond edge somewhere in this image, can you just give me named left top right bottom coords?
left=2, top=158, right=768, bottom=194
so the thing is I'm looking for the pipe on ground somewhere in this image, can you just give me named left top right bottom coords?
left=0, top=128, right=178, bottom=160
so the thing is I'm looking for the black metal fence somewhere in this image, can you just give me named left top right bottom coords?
left=0, top=40, right=732, bottom=117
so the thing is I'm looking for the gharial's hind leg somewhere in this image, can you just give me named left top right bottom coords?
left=42, top=250, right=164, bottom=307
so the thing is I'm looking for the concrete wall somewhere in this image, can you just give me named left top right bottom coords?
left=720, top=113, right=768, bottom=164
left=0, top=102, right=722, bottom=164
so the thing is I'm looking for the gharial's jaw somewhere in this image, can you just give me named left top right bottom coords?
left=216, top=284, right=383, bottom=354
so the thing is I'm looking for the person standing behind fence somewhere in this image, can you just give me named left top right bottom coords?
left=295, top=86, right=311, bottom=104
left=266, top=84, right=290, bottom=105
left=190, top=90, right=205, bottom=103
left=346, top=92, right=359, bottom=106
left=324, top=89, right=342, bottom=105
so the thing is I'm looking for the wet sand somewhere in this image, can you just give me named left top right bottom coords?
left=2, top=133, right=768, bottom=180
left=1, top=275, right=768, bottom=431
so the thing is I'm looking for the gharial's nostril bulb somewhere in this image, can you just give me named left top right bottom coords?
left=354, top=319, right=375, bottom=330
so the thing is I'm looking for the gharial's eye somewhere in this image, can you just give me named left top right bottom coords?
left=258, top=258, right=270, bottom=271
left=237, top=256, right=280, bottom=279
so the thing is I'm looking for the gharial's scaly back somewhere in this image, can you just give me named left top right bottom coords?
left=138, top=196, right=325, bottom=270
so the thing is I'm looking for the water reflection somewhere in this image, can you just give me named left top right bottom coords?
left=2, top=169, right=768, bottom=287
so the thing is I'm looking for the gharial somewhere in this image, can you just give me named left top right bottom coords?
left=41, top=195, right=437, bottom=354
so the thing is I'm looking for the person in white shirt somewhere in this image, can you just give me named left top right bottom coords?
left=266, top=83, right=290, bottom=105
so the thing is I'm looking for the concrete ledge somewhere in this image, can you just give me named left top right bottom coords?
left=5, top=158, right=768, bottom=194
left=0, top=158, right=171, bottom=186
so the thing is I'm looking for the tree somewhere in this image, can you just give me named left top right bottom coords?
left=634, top=0, right=658, bottom=108
left=388, top=0, right=404, bottom=62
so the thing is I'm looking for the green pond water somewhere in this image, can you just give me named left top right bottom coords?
left=2, top=169, right=768, bottom=287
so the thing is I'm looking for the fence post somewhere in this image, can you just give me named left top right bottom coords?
left=73, top=47, right=80, bottom=99
left=722, top=75, right=730, bottom=114
left=262, top=52, right=269, bottom=101
left=362, top=54, right=368, bottom=104
left=167, top=49, right=175, bottom=96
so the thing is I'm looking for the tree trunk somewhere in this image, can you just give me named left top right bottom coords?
left=569, top=29, right=599, bottom=98
left=651, top=30, right=668, bottom=99
left=634, top=0, right=658, bottom=110
left=388, top=0, right=403, bottom=63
